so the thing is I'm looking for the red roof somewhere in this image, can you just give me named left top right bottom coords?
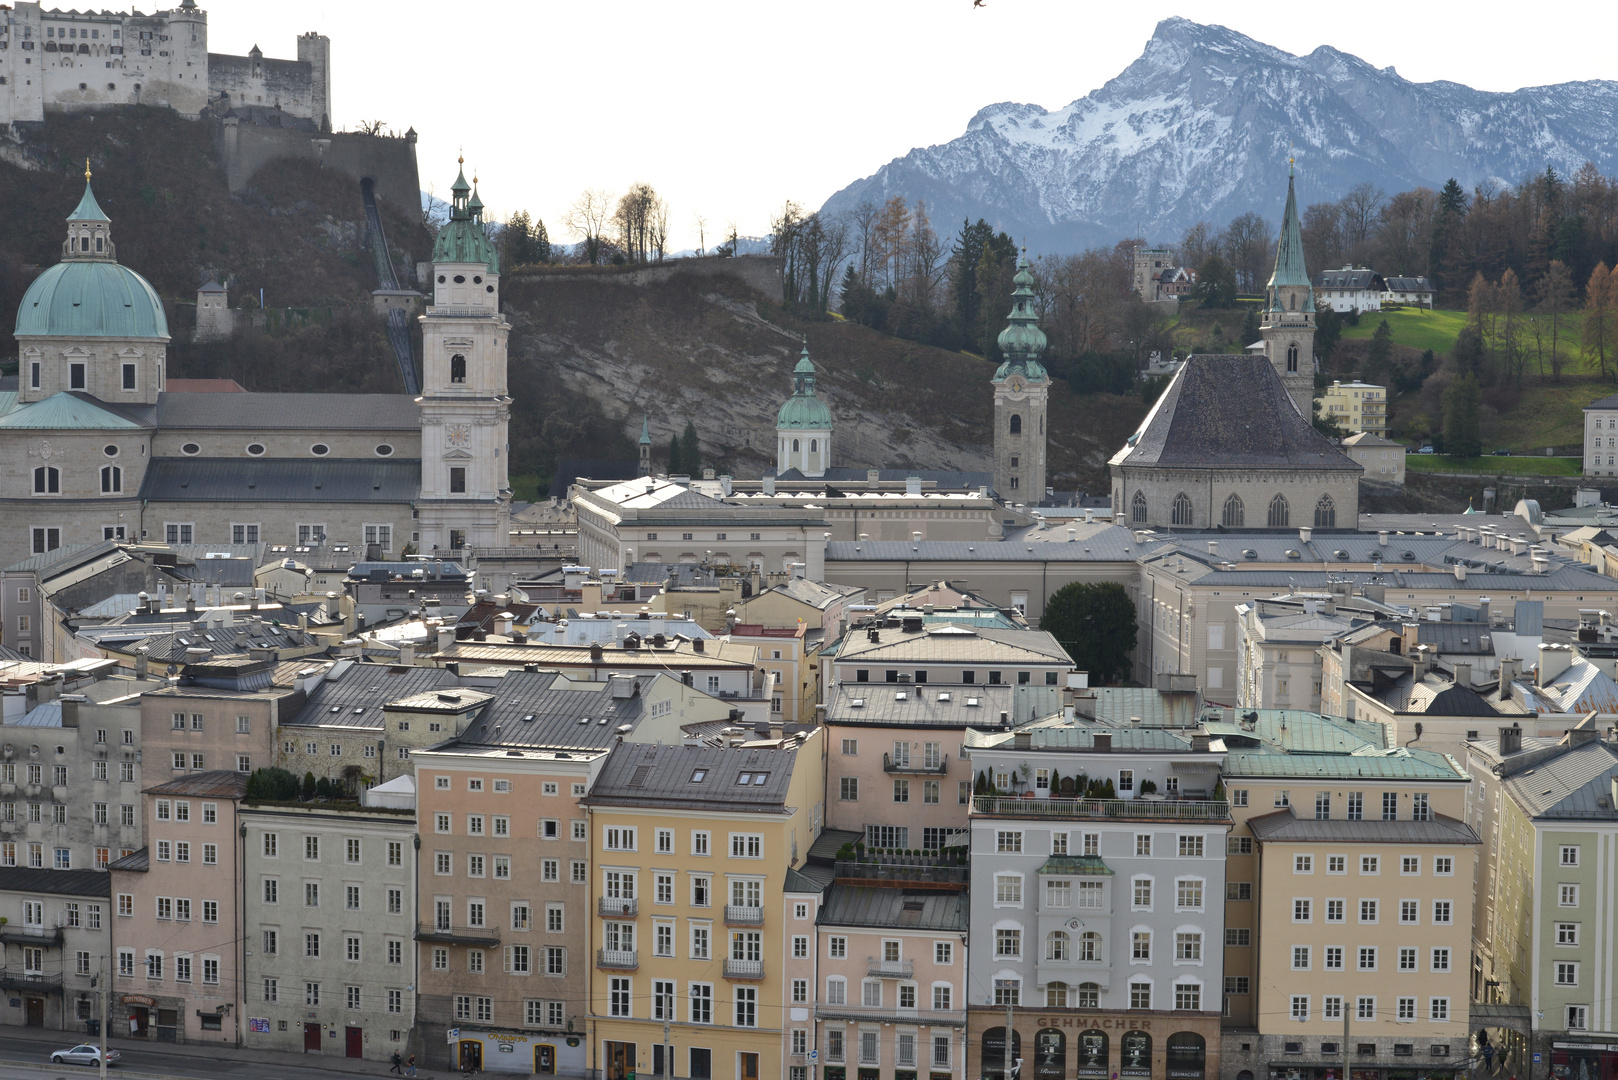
left=166, top=378, right=246, bottom=393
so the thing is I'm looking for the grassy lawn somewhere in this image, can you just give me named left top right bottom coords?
left=1338, top=307, right=1468, bottom=354
left=1483, top=378, right=1615, bottom=450
left=1405, top=455, right=1583, bottom=477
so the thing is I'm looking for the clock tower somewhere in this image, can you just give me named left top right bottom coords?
left=416, top=161, right=511, bottom=555
left=991, top=250, right=1049, bottom=502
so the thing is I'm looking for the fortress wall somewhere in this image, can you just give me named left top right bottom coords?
left=216, top=120, right=420, bottom=217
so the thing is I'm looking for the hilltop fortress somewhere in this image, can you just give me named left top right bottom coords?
left=0, top=0, right=330, bottom=128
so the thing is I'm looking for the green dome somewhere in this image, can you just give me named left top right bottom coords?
left=993, top=248, right=1047, bottom=381
left=15, top=259, right=168, bottom=339
left=777, top=345, right=832, bottom=430
left=432, top=162, right=500, bottom=273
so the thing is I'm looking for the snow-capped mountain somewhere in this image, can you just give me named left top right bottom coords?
left=819, top=18, right=1618, bottom=251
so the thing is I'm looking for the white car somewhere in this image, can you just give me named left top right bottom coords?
left=51, top=1045, right=120, bottom=1067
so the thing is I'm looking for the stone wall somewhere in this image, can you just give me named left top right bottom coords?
left=215, top=119, right=420, bottom=217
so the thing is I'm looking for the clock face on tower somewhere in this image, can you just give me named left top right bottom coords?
left=1007, top=374, right=1026, bottom=394
left=446, top=424, right=471, bottom=448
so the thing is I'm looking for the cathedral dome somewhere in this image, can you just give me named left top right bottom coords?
left=432, top=163, right=500, bottom=272
left=777, top=345, right=832, bottom=429
left=15, top=259, right=168, bottom=339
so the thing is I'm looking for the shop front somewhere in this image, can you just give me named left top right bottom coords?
left=120, top=994, right=185, bottom=1044
left=451, top=1029, right=583, bottom=1075
left=1266, top=1063, right=1461, bottom=1080
left=970, top=1008, right=1219, bottom=1080
left=1551, top=1040, right=1618, bottom=1080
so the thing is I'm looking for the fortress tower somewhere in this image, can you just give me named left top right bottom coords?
left=991, top=250, right=1049, bottom=501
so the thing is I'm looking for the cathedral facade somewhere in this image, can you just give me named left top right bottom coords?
left=0, top=163, right=508, bottom=560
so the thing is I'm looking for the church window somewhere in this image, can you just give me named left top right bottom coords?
left=100, top=466, right=121, bottom=494
left=121, top=363, right=135, bottom=390
left=296, top=524, right=326, bottom=545
left=1131, top=491, right=1147, bottom=524
left=1171, top=492, right=1193, bottom=527
left=449, top=530, right=467, bottom=551
left=33, top=467, right=59, bottom=495
left=453, top=275, right=466, bottom=285
left=1222, top=494, right=1244, bottom=528
left=95, top=235, right=103, bottom=253
left=69, top=363, right=86, bottom=390
left=437, top=275, right=446, bottom=284
left=165, top=523, right=193, bottom=544
left=1313, top=494, right=1336, bottom=529
left=473, top=276, right=483, bottom=285
left=29, top=362, right=40, bottom=390
left=450, top=468, right=467, bottom=494
left=1267, top=495, right=1289, bottom=528
left=1289, top=292, right=1297, bottom=311
left=309, top=444, right=329, bottom=456
left=810, top=440, right=818, bottom=453
left=245, top=443, right=265, bottom=456
left=1009, top=414, right=1022, bottom=435
left=451, top=355, right=466, bottom=384
left=375, top=444, right=394, bottom=457
left=792, top=440, right=800, bottom=453
left=32, top=528, right=61, bottom=554
left=1010, top=478, right=1019, bottom=489
left=103, top=445, right=118, bottom=457
left=364, top=525, right=393, bottom=551
left=232, top=524, right=260, bottom=544
left=80, top=236, right=90, bottom=253
left=1010, top=456, right=1019, bottom=468
left=1286, top=343, right=1299, bottom=373
left=180, top=443, right=200, bottom=456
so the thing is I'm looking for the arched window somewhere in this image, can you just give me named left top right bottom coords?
left=1077, top=982, right=1100, bottom=1008
left=1045, top=984, right=1068, bottom=1007
left=810, top=439, right=818, bottom=453
left=450, top=354, right=467, bottom=384
left=33, top=466, right=59, bottom=495
left=1171, top=492, right=1193, bottom=527
left=1121, top=1033, right=1152, bottom=1073
left=792, top=439, right=800, bottom=453
left=1289, top=291, right=1297, bottom=311
left=1131, top=490, right=1147, bottom=524
left=1314, top=494, right=1336, bottom=528
left=100, top=465, right=121, bottom=494
left=1009, top=414, right=1022, bottom=435
left=1046, top=931, right=1070, bottom=961
left=1286, top=342, right=1299, bottom=372
left=1079, top=931, right=1101, bottom=962
left=1221, top=494, right=1244, bottom=528
left=1267, top=494, right=1289, bottom=528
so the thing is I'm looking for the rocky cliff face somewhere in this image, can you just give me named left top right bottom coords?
left=820, top=18, right=1618, bottom=250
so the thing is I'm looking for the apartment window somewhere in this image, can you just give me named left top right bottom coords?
left=1294, top=854, right=1313, bottom=874
left=1382, top=792, right=1398, bottom=820
left=1359, top=947, right=1377, bottom=971
left=995, top=874, right=1022, bottom=905
left=1399, top=947, right=1417, bottom=971
left=1434, top=856, right=1454, bottom=876
left=1326, top=899, right=1344, bottom=923
left=1358, top=997, right=1376, bottom=1021
left=1293, top=899, right=1311, bottom=922
left=1556, top=962, right=1580, bottom=986
left=1292, top=946, right=1311, bottom=970
left=1398, top=997, right=1417, bottom=1022
left=1412, top=793, right=1429, bottom=821
left=1360, top=899, right=1379, bottom=923
left=1327, top=855, right=1346, bottom=874
left=1226, top=929, right=1250, bottom=947
left=1291, top=996, right=1310, bottom=1022
left=1561, top=845, right=1581, bottom=866
left=1361, top=855, right=1380, bottom=875
left=1346, top=792, right=1363, bottom=819
left=1178, top=835, right=1204, bottom=857
left=1400, top=900, right=1418, bottom=924
left=1431, top=998, right=1450, bottom=1022
left=1133, top=878, right=1152, bottom=908
left=1315, top=792, right=1331, bottom=819
left=997, top=830, right=1022, bottom=853
left=1227, top=836, right=1252, bottom=854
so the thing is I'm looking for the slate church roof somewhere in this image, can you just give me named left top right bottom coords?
left=1109, top=354, right=1361, bottom=472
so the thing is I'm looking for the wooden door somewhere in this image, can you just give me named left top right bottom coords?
left=535, top=1045, right=556, bottom=1075
left=740, top=1052, right=759, bottom=1080
left=24, top=998, right=43, bottom=1026
left=304, top=1023, right=322, bottom=1052
left=346, top=1027, right=363, bottom=1058
left=606, top=1042, right=635, bottom=1080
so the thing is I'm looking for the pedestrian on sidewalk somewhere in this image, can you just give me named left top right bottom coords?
left=407, top=1054, right=417, bottom=1076
left=391, top=1052, right=403, bottom=1074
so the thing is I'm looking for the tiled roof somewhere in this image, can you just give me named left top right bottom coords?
left=108, top=847, right=149, bottom=872
left=138, top=457, right=421, bottom=504
left=583, top=741, right=804, bottom=812
left=155, top=392, right=419, bottom=430
left=0, top=867, right=112, bottom=896
left=1247, top=809, right=1480, bottom=844
left=1111, top=354, right=1361, bottom=472
left=1383, top=277, right=1432, bottom=292
left=143, top=770, right=249, bottom=799
left=818, top=883, right=967, bottom=932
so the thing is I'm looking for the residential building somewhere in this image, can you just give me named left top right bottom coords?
left=1213, top=710, right=1477, bottom=1077
left=0, top=867, right=110, bottom=1031
left=141, top=659, right=309, bottom=783
left=824, top=620, right=1072, bottom=699
left=1584, top=392, right=1618, bottom=477
left=728, top=625, right=818, bottom=727
left=1311, top=268, right=1386, bottom=313
left=965, top=731, right=1230, bottom=1080
left=582, top=736, right=827, bottom=1080
left=1342, top=431, right=1406, bottom=483
left=1319, top=381, right=1389, bottom=436
left=1380, top=277, right=1434, bottom=308
left=412, top=745, right=606, bottom=1075
left=1464, top=724, right=1618, bottom=1075
left=734, top=579, right=865, bottom=640
left=813, top=864, right=969, bottom=1080
left=240, top=795, right=417, bottom=1060
left=1235, top=596, right=1370, bottom=711
left=108, top=770, right=248, bottom=1045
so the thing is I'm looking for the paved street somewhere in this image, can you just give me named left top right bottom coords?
left=0, top=1025, right=428, bottom=1080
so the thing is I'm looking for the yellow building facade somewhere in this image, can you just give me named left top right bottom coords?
left=1318, top=381, right=1388, bottom=436
left=583, top=735, right=826, bottom=1080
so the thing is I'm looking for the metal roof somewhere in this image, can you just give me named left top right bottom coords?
left=143, top=769, right=249, bottom=799
left=968, top=722, right=1199, bottom=753
left=818, top=883, right=967, bottom=932
left=108, top=847, right=149, bottom=872
left=0, top=391, right=152, bottom=430
left=138, top=457, right=421, bottom=503
left=1498, top=739, right=1618, bottom=819
left=825, top=682, right=1047, bottom=728
left=453, top=670, right=661, bottom=752
left=583, top=741, right=804, bottom=812
left=286, top=664, right=461, bottom=729
left=827, top=529, right=1143, bottom=564
left=1247, top=809, right=1480, bottom=844
left=154, top=392, right=419, bottom=430
left=831, top=625, right=1071, bottom=665
left=1224, top=746, right=1466, bottom=780
left=784, top=864, right=837, bottom=894
left=16, top=258, right=169, bottom=339
left=0, top=867, right=111, bottom=897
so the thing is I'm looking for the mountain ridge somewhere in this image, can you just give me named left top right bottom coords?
left=820, top=18, right=1618, bottom=251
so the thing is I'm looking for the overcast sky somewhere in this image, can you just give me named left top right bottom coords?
left=210, top=1, right=1612, bottom=252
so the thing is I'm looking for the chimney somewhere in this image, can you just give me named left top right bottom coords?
left=867, top=469, right=881, bottom=491
left=1478, top=597, right=1490, bottom=624
left=1322, top=596, right=1336, bottom=616
left=1378, top=530, right=1389, bottom=546
left=1454, top=563, right=1467, bottom=582
left=59, top=695, right=82, bottom=728
left=495, top=611, right=514, bottom=636
left=1411, top=645, right=1431, bottom=680
left=1068, top=528, right=1077, bottom=543
left=1538, top=643, right=1574, bottom=687
left=1566, top=723, right=1601, bottom=748
left=762, top=475, right=776, bottom=495
left=1191, top=733, right=1211, bottom=753
left=692, top=638, right=704, bottom=654
left=1084, top=508, right=1094, bottom=524
left=1498, top=657, right=1519, bottom=702
left=1299, top=526, right=1312, bottom=544
left=400, top=643, right=416, bottom=666
left=1207, top=540, right=1218, bottom=556
left=681, top=670, right=693, bottom=687
left=1498, top=724, right=1523, bottom=756
left=719, top=475, right=733, bottom=497
left=1093, top=731, right=1112, bottom=753
left=134, top=647, right=149, bottom=680
left=590, top=642, right=605, bottom=666
left=1453, top=661, right=1471, bottom=689
left=186, top=594, right=197, bottom=613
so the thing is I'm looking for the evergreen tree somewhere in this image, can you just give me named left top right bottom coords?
left=949, top=219, right=997, bottom=345
left=1190, top=255, right=1237, bottom=307
left=532, top=217, right=552, bottom=264
left=1442, top=372, right=1482, bottom=458
left=1364, top=319, right=1394, bottom=384
left=1314, top=305, right=1342, bottom=362
left=680, top=421, right=700, bottom=475
left=974, top=232, right=1019, bottom=359
left=1239, top=304, right=1260, bottom=346
left=1429, top=178, right=1469, bottom=301
left=1038, top=582, right=1138, bottom=684
left=667, top=434, right=682, bottom=476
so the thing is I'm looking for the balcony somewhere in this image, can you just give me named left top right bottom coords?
left=596, top=949, right=639, bottom=971
left=833, top=861, right=968, bottom=889
left=599, top=897, right=638, bottom=918
left=724, top=904, right=764, bottom=927
left=867, top=958, right=913, bottom=979
left=414, top=922, right=500, bottom=947
left=971, top=795, right=1232, bottom=822
left=723, top=958, right=764, bottom=980
left=883, top=752, right=947, bottom=774
left=0, top=969, right=63, bottom=994
left=0, top=926, right=63, bottom=946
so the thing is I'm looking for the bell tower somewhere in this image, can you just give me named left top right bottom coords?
left=1262, top=160, right=1317, bottom=415
left=416, top=160, right=511, bottom=555
left=991, top=250, right=1049, bottom=502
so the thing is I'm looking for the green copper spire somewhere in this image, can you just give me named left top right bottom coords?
left=431, top=157, right=499, bottom=273
left=777, top=344, right=832, bottom=430
left=639, top=414, right=651, bottom=446
left=994, top=249, right=1048, bottom=381
left=69, top=176, right=110, bottom=224
left=1267, top=160, right=1312, bottom=292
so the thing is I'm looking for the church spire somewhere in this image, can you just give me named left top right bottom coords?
left=63, top=164, right=114, bottom=261
left=1267, top=159, right=1312, bottom=296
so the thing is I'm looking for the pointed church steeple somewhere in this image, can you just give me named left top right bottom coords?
left=638, top=414, right=652, bottom=476
left=991, top=248, right=1049, bottom=503
left=1267, top=158, right=1313, bottom=302
left=1261, top=157, right=1317, bottom=414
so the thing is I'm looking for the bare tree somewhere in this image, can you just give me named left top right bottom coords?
left=613, top=182, right=667, bottom=265
left=850, top=200, right=880, bottom=284
left=1338, top=182, right=1387, bottom=266
left=1220, top=212, right=1275, bottom=294
left=692, top=212, right=708, bottom=257
left=1178, top=221, right=1216, bottom=273
left=564, top=188, right=615, bottom=265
